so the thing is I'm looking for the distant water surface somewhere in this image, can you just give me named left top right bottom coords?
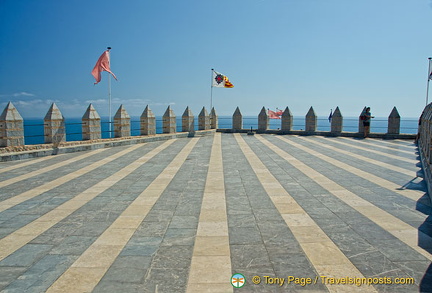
left=22, top=116, right=418, bottom=145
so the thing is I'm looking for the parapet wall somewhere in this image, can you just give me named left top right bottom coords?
left=418, top=103, right=432, bottom=198
left=0, top=102, right=417, bottom=161
left=220, top=106, right=415, bottom=139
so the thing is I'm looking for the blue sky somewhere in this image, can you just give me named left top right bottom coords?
left=0, top=0, right=431, bottom=119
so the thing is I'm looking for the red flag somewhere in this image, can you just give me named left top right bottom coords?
left=268, top=109, right=281, bottom=119
left=91, top=50, right=117, bottom=84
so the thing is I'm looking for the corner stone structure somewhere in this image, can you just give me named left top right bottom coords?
left=0, top=102, right=24, bottom=147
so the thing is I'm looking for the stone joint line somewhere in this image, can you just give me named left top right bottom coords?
left=0, top=140, right=176, bottom=262
left=258, top=135, right=432, bottom=261
left=186, top=132, right=233, bottom=292
left=234, top=133, right=375, bottom=293
left=46, top=138, right=199, bottom=292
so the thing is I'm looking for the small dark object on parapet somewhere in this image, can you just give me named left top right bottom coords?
left=247, top=126, right=255, bottom=136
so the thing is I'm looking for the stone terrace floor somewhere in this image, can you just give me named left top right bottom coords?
left=0, top=133, right=431, bottom=293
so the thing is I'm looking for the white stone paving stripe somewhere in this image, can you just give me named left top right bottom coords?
left=0, top=155, right=61, bottom=174
left=47, top=138, right=199, bottom=293
left=0, top=140, right=176, bottom=263
left=256, top=135, right=432, bottom=262
left=338, top=137, right=417, bottom=162
left=187, top=132, right=233, bottom=293
left=0, top=144, right=144, bottom=212
left=0, top=148, right=107, bottom=188
left=278, top=136, right=423, bottom=202
left=296, top=136, right=418, bottom=177
left=235, top=134, right=375, bottom=293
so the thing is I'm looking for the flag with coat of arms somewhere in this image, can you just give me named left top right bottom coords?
left=212, top=69, right=234, bottom=88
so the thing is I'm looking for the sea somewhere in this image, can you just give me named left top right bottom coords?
left=23, top=116, right=419, bottom=145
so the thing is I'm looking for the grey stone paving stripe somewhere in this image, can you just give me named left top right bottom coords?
left=47, top=138, right=199, bottom=293
left=297, top=136, right=418, bottom=177
left=222, top=133, right=328, bottom=292
left=276, top=135, right=423, bottom=202
left=0, top=142, right=175, bottom=236
left=0, top=148, right=109, bottom=188
left=350, top=137, right=417, bottom=155
left=118, top=135, right=212, bottom=293
left=0, top=154, right=66, bottom=173
left=0, top=139, right=193, bottom=292
left=252, top=134, right=430, bottom=290
left=0, top=143, right=147, bottom=212
left=0, top=133, right=428, bottom=293
left=334, top=137, right=418, bottom=162
left=0, top=140, right=176, bottom=263
left=187, top=133, right=232, bottom=292
left=235, top=133, right=375, bottom=293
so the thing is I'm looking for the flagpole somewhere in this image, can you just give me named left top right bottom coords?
left=426, top=57, right=432, bottom=106
left=107, top=47, right=112, bottom=138
left=210, top=68, right=214, bottom=109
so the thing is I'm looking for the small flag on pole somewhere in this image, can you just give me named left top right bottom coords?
left=212, top=70, right=234, bottom=88
left=268, top=108, right=282, bottom=119
left=92, top=50, right=117, bottom=84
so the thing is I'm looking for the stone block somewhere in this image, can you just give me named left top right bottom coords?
left=330, top=107, right=343, bottom=135
left=0, top=102, right=24, bottom=147
left=141, top=106, right=156, bottom=135
left=44, top=103, right=65, bottom=144
left=82, top=104, right=101, bottom=140
left=182, top=107, right=194, bottom=132
left=114, top=105, right=130, bottom=138
left=210, top=107, right=218, bottom=129
left=258, top=107, right=268, bottom=132
left=198, top=107, right=210, bottom=130
left=232, top=107, right=243, bottom=131
left=305, top=106, right=317, bottom=133
left=163, top=106, right=176, bottom=134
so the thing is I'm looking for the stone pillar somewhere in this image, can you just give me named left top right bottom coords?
left=199, top=107, right=210, bottom=130
left=358, top=106, right=367, bottom=133
left=0, top=102, right=24, bottom=147
left=232, top=107, right=243, bottom=131
left=281, top=106, right=293, bottom=131
left=114, top=104, right=130, bottom=138
left=258, top=107, right=269, bottom=132
left=163, top=105, right=176, bottom=134
left=182, top=106, right=194, bottom=132
left=305, top=106, right=317, bottom=133
left=82, top=104, right=101, bottom=140
left=210, top=107, right=218, bottom=129
left=140, top=105, right=156, bottom=135
left=388, top=106, right=400, bottom=134
left=331, top=107, right=343, bottom=135
left=44, top=103, right=66, bottom=145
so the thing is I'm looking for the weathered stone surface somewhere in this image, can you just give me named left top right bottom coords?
left=258, top=107, right=268, bottom=132
left=163, top=106, right=176, bottom=134
left=305, top=106, right=317, bottom=133
left=182, top=107, right=194, bottom=132
left=82, top=104, right=101, bottom=140
left=232, top=107, right=243, bottom=131
left=114, top=105, right=130, bottom=138
left=331, top=107, right=343, bottom=135
left=0, top=102, right=24, bottom=147
left=198, top=107, right=210, bottom=130
left=281, top=106, right=293, bottom=131
left=210, top=107, right=218, bottom=129
left=141, top=105, right=156, bottom=136
left=44, top=103, right=65, bottom=145
left=388, top=106, right=400, bottom=134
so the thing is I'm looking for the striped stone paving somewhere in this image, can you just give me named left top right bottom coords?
left=0, top=133, right=431, bottom=292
